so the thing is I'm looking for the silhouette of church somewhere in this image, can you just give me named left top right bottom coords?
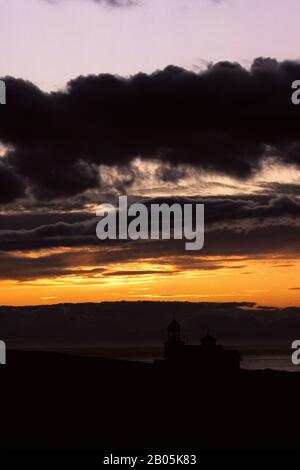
left=163, top=319, right=241, bottom=372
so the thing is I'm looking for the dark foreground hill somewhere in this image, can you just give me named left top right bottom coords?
left=1, top=351, right=300, bottom=449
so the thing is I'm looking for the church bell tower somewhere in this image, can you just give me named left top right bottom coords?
left=164, top=319, right=184, bottom=360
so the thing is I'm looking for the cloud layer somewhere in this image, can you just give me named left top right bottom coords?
left=1, top=58, right=300, bottom=202
left=0, top=193, right=299, bottom=281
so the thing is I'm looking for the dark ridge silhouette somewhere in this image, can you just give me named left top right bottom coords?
left=1, top=322, right=300, bottom=450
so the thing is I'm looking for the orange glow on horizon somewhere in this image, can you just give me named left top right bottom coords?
left=0, top=256, right=299, bottom=308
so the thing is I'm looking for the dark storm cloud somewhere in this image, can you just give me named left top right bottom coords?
left=0, top=250, right=101, bottom=281
left=259, top=182, right=300, bottom=196
left=141, top=195, right=300, bottom=225
left=1, top=58, right=300, bottom=201
left=0, top=217, right=97, bottom=251
left=0, top=161, right=25, bottom=203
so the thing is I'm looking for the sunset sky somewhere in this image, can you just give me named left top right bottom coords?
left=1, top=0, right=300, bottom=308
left=2, top=0, right=300, bottom=91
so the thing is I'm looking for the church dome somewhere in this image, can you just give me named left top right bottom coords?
left=201, top=333, right=217, bottom=348
left=168, top=319, right=181, bottom=332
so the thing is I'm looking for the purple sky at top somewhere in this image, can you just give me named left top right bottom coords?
left=1, top=0, right=300, bottom=91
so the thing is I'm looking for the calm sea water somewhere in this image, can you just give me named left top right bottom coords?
left=50, top=346, right=300, bottom=372
left=241, top=354, right=297, bottom=372
left=117, top=350, right=299, bottom=372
